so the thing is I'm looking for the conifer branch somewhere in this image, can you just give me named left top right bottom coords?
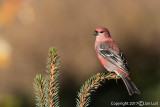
left=34, top=74, right=45, bottom=107
left=76, top=72, right=120, bottom=107
left=44, top=47, right=60, bottom=107
left=33, top=47, right=121, bottom=107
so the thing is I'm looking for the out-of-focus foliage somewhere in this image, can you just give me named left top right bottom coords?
left=0, top=94, right=21, bottom=107
left=0, top=0, right=20, bottom=27
left=0, top=38, right=11, bottom=69
left=0, top=0, right=35, bottom=27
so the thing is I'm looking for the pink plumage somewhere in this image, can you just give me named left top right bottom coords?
left=94, top=27, right=140, bottom=95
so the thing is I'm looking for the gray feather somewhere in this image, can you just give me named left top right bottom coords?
left=98, top=43, right=129, bottom=74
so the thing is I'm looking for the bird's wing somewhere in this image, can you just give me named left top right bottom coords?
left=119, top=50, right=130, bottom=72
left=98, top=42, right=129, bottom=74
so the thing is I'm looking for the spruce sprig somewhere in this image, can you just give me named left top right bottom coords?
left=76, top=72, right=120, bottom=107
left=34, top=47, right=60, bottom=107
left=44, top=48, right=60, bottom=107
left=34, top=74, right=45, bottom=107
left=34, top=47, right=120, bottom=107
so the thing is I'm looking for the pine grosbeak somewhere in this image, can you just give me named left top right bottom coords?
left=94, top=27, right=140, bottom=95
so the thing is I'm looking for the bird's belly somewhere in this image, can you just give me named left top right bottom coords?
left=98, top=55, right=115, bottom=72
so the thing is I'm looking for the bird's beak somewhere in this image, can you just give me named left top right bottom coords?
left=93, top=31, right=98, bottom=36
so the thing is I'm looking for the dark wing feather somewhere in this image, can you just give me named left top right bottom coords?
left=119, top=50, right=130, bottom=72
left=98, top=43, right=129, bottom=74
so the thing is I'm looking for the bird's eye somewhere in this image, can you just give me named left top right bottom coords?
left=100, top=31, right=104, bottom=33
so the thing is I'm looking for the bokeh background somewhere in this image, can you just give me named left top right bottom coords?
left=0, top=0, right=160, bottom=107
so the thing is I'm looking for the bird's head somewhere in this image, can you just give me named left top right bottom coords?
left=93, top=27, right=111, bottom=41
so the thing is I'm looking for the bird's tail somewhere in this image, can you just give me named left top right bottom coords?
left=121, top=76, right=140, bottom=96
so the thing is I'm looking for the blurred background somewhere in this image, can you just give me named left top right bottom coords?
left=0, top=0, right=160, bottom=107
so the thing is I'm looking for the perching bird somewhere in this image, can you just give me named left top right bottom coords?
left=93, top=27, right=140, bottom=96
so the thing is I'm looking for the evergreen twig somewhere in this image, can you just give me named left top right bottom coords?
left=34, top=47, right=121, bottom=107
left=34, top=74, right=45, bottom=107
left=44, top=47, right=60, bottom=107
left=34, top=47, right=60, bottom=107
left=76, top=72, right=120, bottom=107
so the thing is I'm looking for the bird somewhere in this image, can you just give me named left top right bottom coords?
left=93, top=27, right=140, bottom=95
